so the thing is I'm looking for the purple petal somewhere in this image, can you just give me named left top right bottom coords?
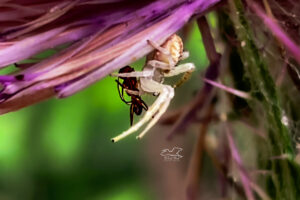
left=225, top=125, right=255, bottom=200
left=0, top=0, right=221, bottom=114
left=249, top=2, right=300, bottom=64
left=58, top=0, right=220, bottom=98
left=0, top=26, right=67, bottom=67
left=204, top=78, right=251, bottom=99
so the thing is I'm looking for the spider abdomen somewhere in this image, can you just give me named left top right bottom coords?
left=153, top=34, right=183, bottom=65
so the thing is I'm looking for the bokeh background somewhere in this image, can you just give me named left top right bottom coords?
left=0, top=17, right=216, bottom=200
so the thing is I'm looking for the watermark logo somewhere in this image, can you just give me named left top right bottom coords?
left=160, top=147, right=183, bottom=161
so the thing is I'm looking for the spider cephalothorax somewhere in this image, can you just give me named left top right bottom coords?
left=112, top=34, right=195, bottom=142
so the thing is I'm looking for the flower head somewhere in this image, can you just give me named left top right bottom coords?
left=0, top=0, right=220, bottom=114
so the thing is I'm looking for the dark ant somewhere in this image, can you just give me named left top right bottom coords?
left=116, top=66, right=148, bottom=126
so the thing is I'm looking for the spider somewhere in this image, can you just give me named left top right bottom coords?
left=115, top=65, right=148, bottom=126
left=111, top=34, right=195, bottom=142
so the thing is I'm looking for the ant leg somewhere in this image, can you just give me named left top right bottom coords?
left=115, top=80, right=131, bottom=104
left=115, top=80, right=140, bottom=96
left=139, top=98, right=148, bottom=111
left=130, top=104, right=134, bottom=126
left=163, top=63, right=195, bottom=88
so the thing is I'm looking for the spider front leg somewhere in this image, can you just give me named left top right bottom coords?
left=180, top=51, right=189, bottom=60
left=146, top=51, right=190, bottom=70
left=111, top=79, right=174, bottom=142
left=111, top=70, right=153, bottom=78
left=164, top=63, right=195, bottom=88
left=147, top=39, right=175, bottom=68
left=147, top=60, right=171, bottom=70
left=146, top=50, right=191, bottom=72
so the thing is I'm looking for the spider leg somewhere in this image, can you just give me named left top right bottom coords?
left=136, top=96, right=170, bottom=139
left=147, top=39, right=175, bottom=68
left=147, top=60, right=171, bottom=70
left=163, top=63, right=195, bottom=88
left=146, top=51, right=190, bottom=71
left=180, top=51, right=189, bottom=61
left=111, top=71, right=153, bottom=78
left=124, top=89, right=140, bottom=96
left=147, top=40, right=171, bottom=56
left=111, top=79, right=174, bottom=142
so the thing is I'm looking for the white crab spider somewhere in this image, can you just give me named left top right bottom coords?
left=111, top=34, right=195, bottom=142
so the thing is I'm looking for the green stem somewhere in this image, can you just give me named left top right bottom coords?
left=228, top=0, right=300, bottom=199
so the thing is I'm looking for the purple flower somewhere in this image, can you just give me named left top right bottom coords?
left=0, top=0, right=220, bottom=114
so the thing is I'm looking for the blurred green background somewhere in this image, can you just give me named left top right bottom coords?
left=0, top=19, right=211, bottom=200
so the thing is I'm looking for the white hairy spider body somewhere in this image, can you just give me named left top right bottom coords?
left=111, top=34, right=195, bottom=142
